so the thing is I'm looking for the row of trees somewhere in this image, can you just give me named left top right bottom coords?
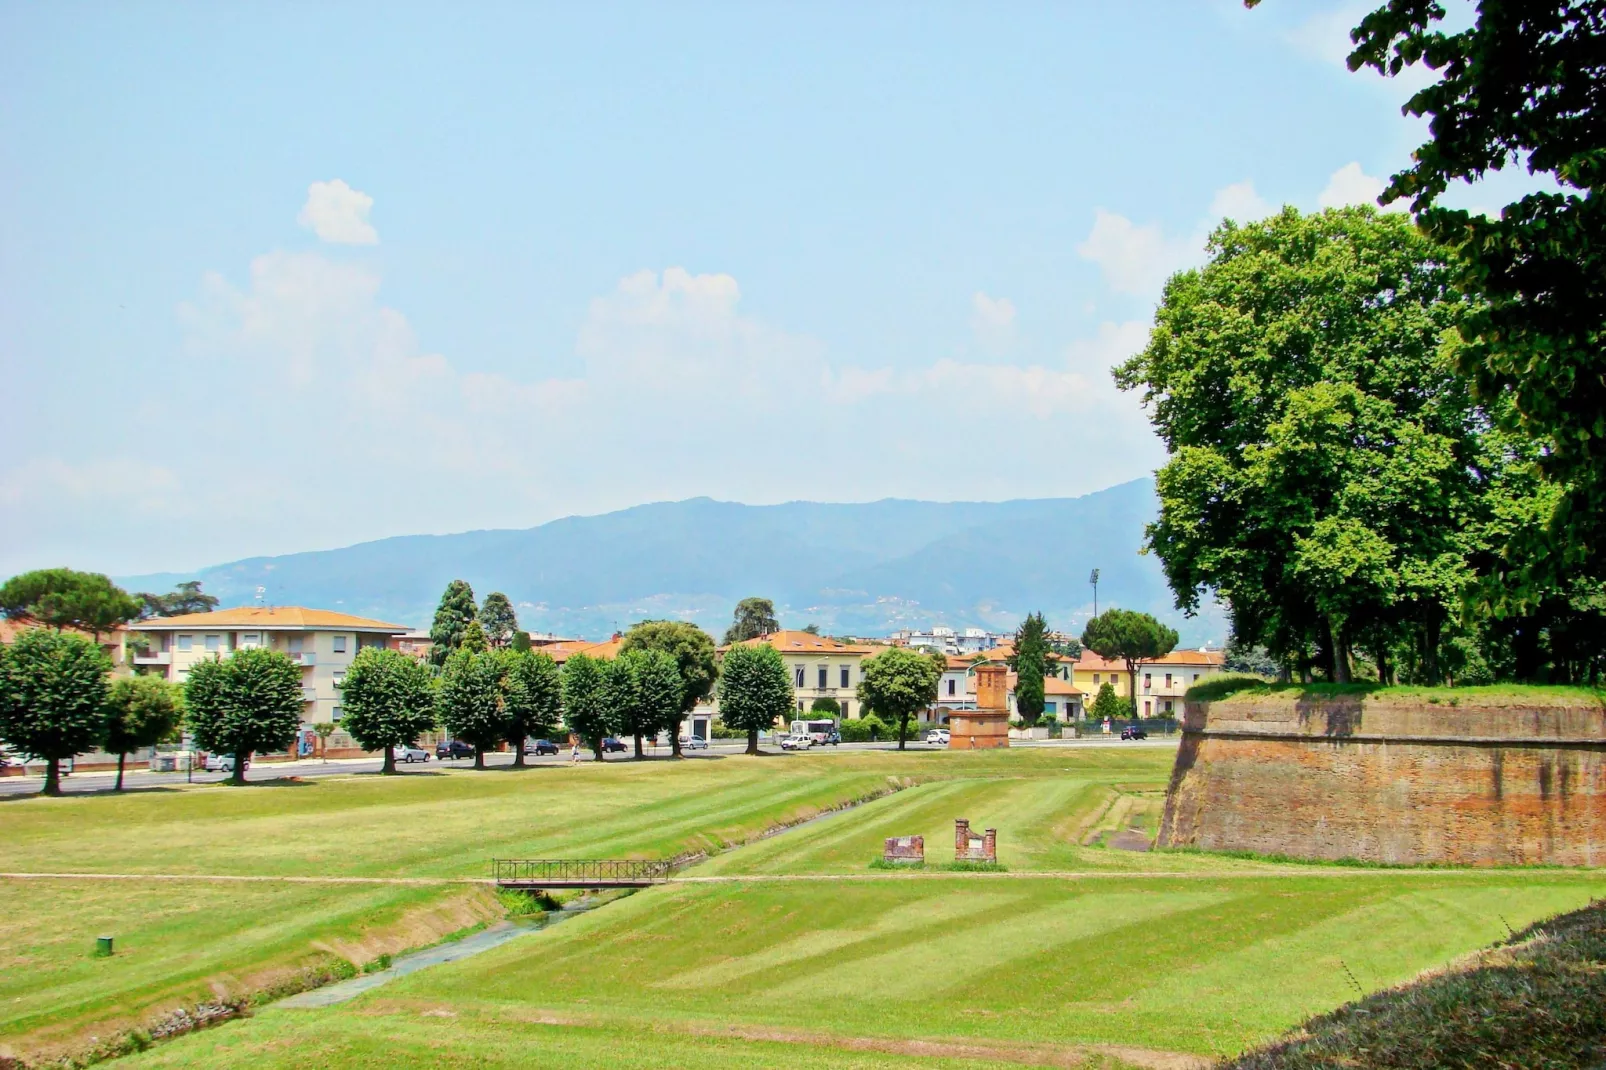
left=1123, top=1, right=1606, bottom=685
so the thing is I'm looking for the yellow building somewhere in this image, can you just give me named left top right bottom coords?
left=1072, top=648, right=1226, bottom=717
left=722, top=630, right=881, bottom=720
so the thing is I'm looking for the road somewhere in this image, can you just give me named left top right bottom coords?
left=0, top=736, right=1179, bottom=797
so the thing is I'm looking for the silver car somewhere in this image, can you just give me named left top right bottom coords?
left=391, top=745, right=430, bottom=764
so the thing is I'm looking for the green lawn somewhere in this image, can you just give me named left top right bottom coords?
left=10, top=742, right=1600, bottom=1069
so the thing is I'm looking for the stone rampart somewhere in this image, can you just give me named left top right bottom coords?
left=1157, top=691, right=1606, bottom=866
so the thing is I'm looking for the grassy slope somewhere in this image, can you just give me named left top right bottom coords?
left=1187, top=676, right=1606, bottom=705
left=1222, top=898, right=1606, bottom=1069
left=0, top=748, right=1170, bottom=1055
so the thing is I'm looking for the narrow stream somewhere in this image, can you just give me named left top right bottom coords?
left=274, top=899, right=601, bottom=1009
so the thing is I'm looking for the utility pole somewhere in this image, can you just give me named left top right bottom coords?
left=1089, top=569, right=1100, bottom=619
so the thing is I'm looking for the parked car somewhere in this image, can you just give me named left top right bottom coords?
left=680, top=736, right=710, bottom=750
left=1121, top=725, right=1149, bottom=741
left=392, top=745, right=429, bottom=764
left=525, top=739, right=560, bottom=756
left=925, top=728, right=950, bottom=745
left=204, top=753, right=248, bottom=772
left=600, top=737, right=628, bottom=754
left=436, top=740, right=476, bottom=760
left=780, top=734, right=813, bottom=750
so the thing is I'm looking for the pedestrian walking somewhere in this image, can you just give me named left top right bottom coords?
left=570, top=740, right=580, bottom=764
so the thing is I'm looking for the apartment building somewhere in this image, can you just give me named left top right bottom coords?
left=1072, top=648, right=1226, bottom=717
left=131, top=607, right=411, bottom=743
left=890, top=626, right=1001, bottom=656
left=721, top=630, right=881, bottom=719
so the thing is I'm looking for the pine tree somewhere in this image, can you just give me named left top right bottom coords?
left=1011, top=612, right=1049, bottom=726
left=428, top=580, right=478, bottom=666
left=477, top=593, right=519, bottom=649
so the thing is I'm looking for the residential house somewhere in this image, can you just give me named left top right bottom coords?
left=1072, top=648, right=1226, bottom=718
left=131, top=607, right=410, bottom=754
left=721, top=630, right=882, bottom=721
left=933, top=652, right=1083, bottom=722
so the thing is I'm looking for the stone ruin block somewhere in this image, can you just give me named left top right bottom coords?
left=882, top=835, right=924, bottom=864
left=954, top=818, right=997, bottom=862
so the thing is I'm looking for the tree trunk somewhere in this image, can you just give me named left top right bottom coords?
left=1423, top=616, right=1444, bottom=686
left=633, top=733, right=644, bottom=759
left=593, top=739, right=605, bottom=761
left=897, top=715, right=907, bottom=751
left=42, top=758, right=61, bottom=797
left=1127, top=666, right=1139, bottom=719
left=1317, top=621, right=1337, bottom=682
left=1376, top=642, right=1392, bottom=687
left=512, top=739, right=526, bottom=768
left=115, top=752, right=127, bottom=791
left=473, top=746, right=485, bottom=770
left=670, top=718, right=683, bottom=758
left=382, top=747, right=396, bottom=775
left=746, top=729, right=759, bottom=756
left=1330, top=621, right=1352, bottom=684
left=231, top=751, right=248, bottom=786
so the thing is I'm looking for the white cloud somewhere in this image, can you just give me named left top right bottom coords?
left=1077, top=209, right=1199, bottom=297
left=1208, top=181, right=1273, bottom=224
left=297, top=179, right=379, bottom=245
left=969, top=291, right=1017, bottom=351
left=1317, top=161, right=1408, bottom=212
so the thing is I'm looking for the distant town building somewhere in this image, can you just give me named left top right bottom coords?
left=889, top=626, right=1001, bottom=656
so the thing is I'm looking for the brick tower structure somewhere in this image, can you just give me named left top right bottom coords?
left=947, top=663, right=1010, bottom=749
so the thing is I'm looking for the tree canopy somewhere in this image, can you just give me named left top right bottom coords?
left=1113, top=206, right=1529, bottom=683
left=102, top=674, right=183, bottom=790
left=620, top=620, right=718, bottom=756
left=184, top=647, right=303, bottom=785
left=1340, top=0, right=1606, bottom=581
left=0, top=627, right=113, bottom=794
left=0, top=568, right=142, bottom=639
left=428, top=580, right=478, bottom=666
left=560, top=653, right=614, bottom=759
left=501, top=649, right=561, bottom=765
left=339, top=647, right=437, bottom=774
left=136, top=581, right=219, bottom=619
left=1090, top=681, right=1126, bottom=725
left=724, top=597, right=780, bottom=644
left=1011, top=613, right=1050, bottom=725
left=1080, top=609, right=1178, bottom=714
left=477, top=593, right=519, bottom=650
left=435, top=648, right=505, bottom=769
left=717, top=642, right=793, bottom=755
left=857, top=646, right=941, bottom=750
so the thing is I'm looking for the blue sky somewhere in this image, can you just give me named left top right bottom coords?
left=1, top=1, right=1525, bottom=575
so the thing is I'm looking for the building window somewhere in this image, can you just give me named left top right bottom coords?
left=240, top=633, right=260, bottom=649
left=332, top=706, right=343, bottom=721
left=333, top=635, right=347, bottom=654
left=817, top=667, right=827, bottom=689
left=1165, top=673, right=1172, bottom=689
left=177, top=635, right=193, bottom=652
left=947, top=678, right=956, bottom=696
left=1046, top=702, right=1057, bottom=714
left=1164, top=700, right=1174, bottom=714
left=333, top=672, right=346, bottom=689
left=1144, top=700, right=1152, bottom=716
left=1193, top=673, right=1201, bottom=682
left=794, top=666, right=804, bottom=687
left=840, top=666, right=850, bottom=688
left=841, top=701, right=851, bottom=718
left=1143, top=673, right=1152, bottom=691
left=1092, top=673, right=1099, bottom=685
left=204, top=634, right=221, bottom=652
left=289, top=636, right=304, bottom=653
left=796, top=699, right=803, bottom=712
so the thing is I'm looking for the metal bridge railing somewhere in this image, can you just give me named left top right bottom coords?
left=492, top=858, right=675, bottom=885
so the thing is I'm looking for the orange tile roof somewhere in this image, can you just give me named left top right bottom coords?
left=544, top=637, right=623, bottom=663
left=1075, top=648, right=1224, bottom=670
left=727, top=630, right=880, bottom=655
left=131, top=606, right=408, bottom=632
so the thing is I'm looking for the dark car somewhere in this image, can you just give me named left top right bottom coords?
left=526, top=738, right=560, bottom=756
left=436, top=739, right=476, bottom=760
left=1120, top=725, right=1149, bottom=741
left=600, top=737, right=628, bottom=754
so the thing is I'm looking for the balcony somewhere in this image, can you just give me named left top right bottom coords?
left=133, top=652, right=172, bottom=666
left=287, top=652, right=317, bottom=666
left=301, top=687, right=319, bottom=703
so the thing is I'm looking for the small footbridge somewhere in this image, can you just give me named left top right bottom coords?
left=492, top=858, right=675, bottom=890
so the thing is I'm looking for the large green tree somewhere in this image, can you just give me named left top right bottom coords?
left=428, top=580, right=478, bottom=666
left=0, top=568, right=142, bottom=639
left=560, top=653, right=614, bottom=760
left=1090, top=681, right=1126, bottom=726
left=723, top=597, right=780, bottom=644
left=602, top=653, right=647, bottom=758
left=501, top=649, right=561, bottom=767
left=1080, top=610, right=1178, bottom=716
left=477, top=593, right=519, bottom=650
left=1114, top=206, right=1511, bottom=682
left=856, top=646, right=941, bottom=751
left=635, top=648, right=684, bottom=751
left=339, top=648, right=437, bottom=774
left=135, top=581, right=219, bottom=619
left=1331, top=0, right=1606, bottom=582
left=1010, top=612, right=1050, bottom=725
left=102, top=674, right=183, bottom=790
left=435, top=648, right=505, bottom=769
left=0, top=628, right=112, bottom=794
left=184, top=647, right=303, bottom=785
left=718, top=643, right=793, bottom=755
left=619, top=620, right=718, bottom=757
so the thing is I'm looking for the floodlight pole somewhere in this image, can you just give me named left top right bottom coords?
left=1089, top=569, right=1100, bottom=619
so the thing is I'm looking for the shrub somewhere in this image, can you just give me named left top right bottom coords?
left=809, top=697, right=841, bottom=716
left=839, top=714, right=890, bottom=743
left=1183, top=673, right=1271, bottom=703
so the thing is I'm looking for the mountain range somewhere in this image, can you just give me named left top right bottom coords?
left=118, top=477, right=1223, bottom=645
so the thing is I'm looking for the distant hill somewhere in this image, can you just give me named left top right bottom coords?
left=118, top=478, right=1224, bottom=645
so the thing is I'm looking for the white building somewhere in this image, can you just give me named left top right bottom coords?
left=132, top=607, right=410, bottom=754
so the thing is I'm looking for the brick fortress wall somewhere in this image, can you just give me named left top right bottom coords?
left=1157, top=692, right=1606, bottom=866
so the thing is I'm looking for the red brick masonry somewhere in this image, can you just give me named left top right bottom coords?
left=1158, top=693, right=1606, bottom=866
